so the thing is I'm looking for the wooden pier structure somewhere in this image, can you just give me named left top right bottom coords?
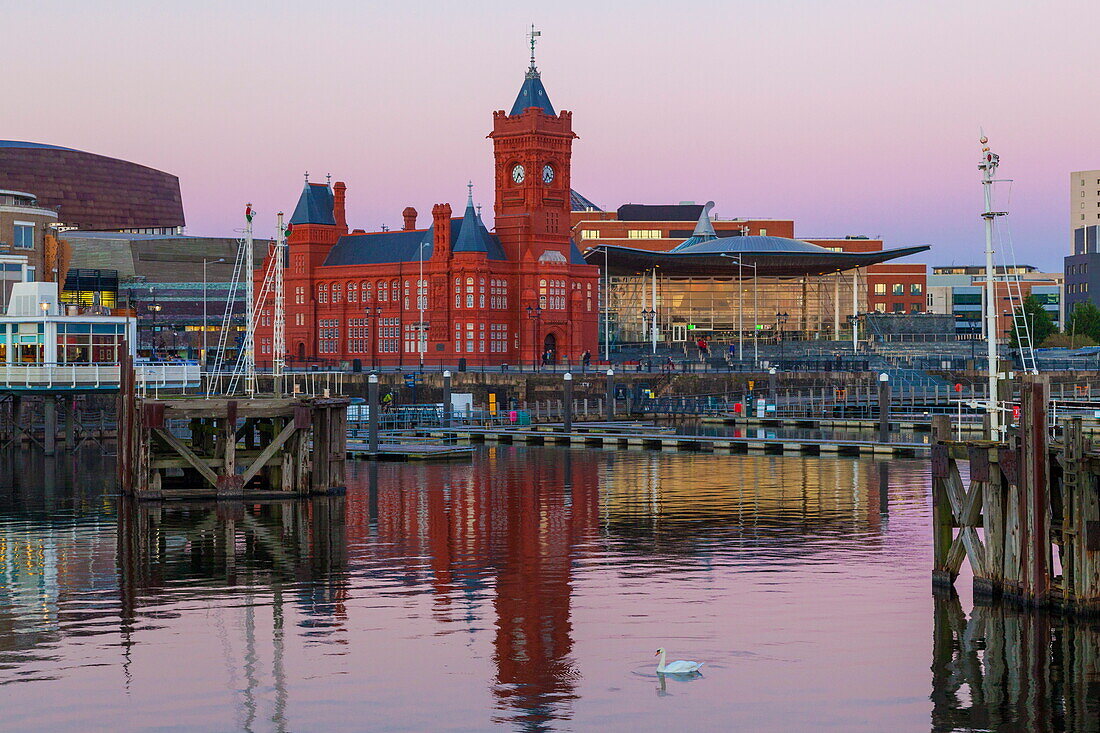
left=119, top=392, right=349, bottom=500
left=932, top=376, right=1100, bottom=616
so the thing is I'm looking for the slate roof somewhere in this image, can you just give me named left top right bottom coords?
left=510, top=71, right=555, bottom=116
left=323, top=216, right=506, bottom=267
left=569, top=239, right=586, bottom=265
left=569, top=189, right=603, bottom=212
left=290, top=182, right=336, bottom=226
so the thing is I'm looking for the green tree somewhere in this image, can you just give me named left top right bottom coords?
left=1065, top=301, right=1100, bottom=346
left=1010, top=295, right=1056, bottom=348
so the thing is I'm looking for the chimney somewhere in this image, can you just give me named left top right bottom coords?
left=431, top=203, right=452, bottom=260
left=402, top=207, right=418, bottom=231
left=333, top=181, right=348, bottom=234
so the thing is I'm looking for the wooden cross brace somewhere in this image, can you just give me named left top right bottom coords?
left=153, top=420, right=300, bottom=492
left=939, top=458, right=987, bottom=578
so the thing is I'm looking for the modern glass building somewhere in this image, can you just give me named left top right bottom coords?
left=586, top=230, right=928, bottom=347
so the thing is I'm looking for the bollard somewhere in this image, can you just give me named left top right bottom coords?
left=368, top=373, right=380, bottom=454
left=878, top=372, right=890, bottom=444
left=442, top=370, right=452, bottom=428
left=563, top=373, right=573, bottom=434
left=605, top=368, right=615, bottom=422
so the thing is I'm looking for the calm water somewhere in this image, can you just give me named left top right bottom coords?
left=0, top=446, right=1096, bottom=732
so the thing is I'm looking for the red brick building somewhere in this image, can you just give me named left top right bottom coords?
left=257, top=55, right=600, bottom=368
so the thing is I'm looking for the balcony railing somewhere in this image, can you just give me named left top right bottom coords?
left=0, top=362, right=199, bottom=390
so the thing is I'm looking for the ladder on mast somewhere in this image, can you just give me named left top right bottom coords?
left=1004, top=269, right=1038, bottom=374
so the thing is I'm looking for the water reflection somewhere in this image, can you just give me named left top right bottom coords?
left=931, top=591, right=1100, bottom=732
left=0, top=446, right=948, bottom=731
left=348, top=449, right=909, bottom=730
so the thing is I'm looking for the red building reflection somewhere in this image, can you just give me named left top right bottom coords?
left=349, top=448, right=599, bottom=728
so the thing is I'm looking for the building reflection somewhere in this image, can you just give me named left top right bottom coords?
left=349, top=448, right=900, bottom=730
left=351, top=448, right=598, bottom=730
left=117, top=497, right=348, bottom=623
left=930, top=591, right=1100, bottom=731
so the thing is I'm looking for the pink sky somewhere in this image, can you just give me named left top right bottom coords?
left=5, top=0, right=1097, bottom=270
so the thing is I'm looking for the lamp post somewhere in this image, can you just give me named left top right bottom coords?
left=365, top=304, right=382, bottom=371
left=526, top=304, right=543, bottom=371
left=720, top=254, right=758, bottom=364
left=775, top=311, right=789, bottom=365
left=202, top=257, right=225, bottom=369
left=39, top=301, right=49, bottom=365
left=641, top=306, right=656, bottom=355
left=148, top=296, right=162, bottom=358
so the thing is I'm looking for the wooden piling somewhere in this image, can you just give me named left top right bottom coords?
left=121, top=395, right=348, bottom=500
left=933, top=374, right=1100, bottom=616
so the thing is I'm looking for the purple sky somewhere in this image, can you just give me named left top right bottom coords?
left=5, top=0, right=1097, bottom=270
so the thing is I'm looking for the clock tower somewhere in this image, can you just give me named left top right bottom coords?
left=489, top=28, right=577, bottom=263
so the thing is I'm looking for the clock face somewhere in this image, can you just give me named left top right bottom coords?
left=542, top=164, right=555, bottom=184
left=511, top=164, right=525, bottom=184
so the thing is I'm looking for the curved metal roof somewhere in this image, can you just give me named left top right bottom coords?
left=585, top=242, right=930, bottom=278
left=0, top=140, right=78, bottom=151
left=672, top=234, right=831, bottom=255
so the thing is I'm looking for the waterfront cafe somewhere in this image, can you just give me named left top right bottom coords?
left=0, top=281, right=135, bottom=389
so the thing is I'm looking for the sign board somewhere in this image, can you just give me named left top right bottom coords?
left=686, top=324, right=696, bottom=331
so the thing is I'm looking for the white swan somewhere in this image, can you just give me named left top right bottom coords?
left=655, top=647, right=703, bottom=674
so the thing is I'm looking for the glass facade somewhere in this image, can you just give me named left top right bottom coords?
left=607, top=271, right=867, bottom=343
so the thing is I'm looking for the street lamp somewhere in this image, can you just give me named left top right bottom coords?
left=202, top=257, right=225, bottom=369
left=365, top=304, right=383, bottom=371
left=720, top=253, right=759, bottom=364
left=149, top=299, right=162, bottom=358
left=526, top=305, right=543, bottom=370
left=641, top=306, right=657, bottom=355
left=775, top=311, right=789, bottom=365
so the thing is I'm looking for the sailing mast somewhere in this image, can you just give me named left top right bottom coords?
left=979, top=135, right=1005, bottom=440
left=273, top=211, right=287, bottom=395
left=243, top=204, right=256, bottom=396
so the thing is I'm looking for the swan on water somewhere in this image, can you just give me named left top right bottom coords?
left=655, top=648, right=703, bottom=674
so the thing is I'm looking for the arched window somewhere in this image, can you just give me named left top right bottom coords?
left=347, top=282, right=357, bottom=302
left=317, top=283, right=328, bottom=304
left=379, top=280, right=388, bottom=302
left=362, top=281, right=372, bottom=301
left=332, top=282, right=342, bottom=303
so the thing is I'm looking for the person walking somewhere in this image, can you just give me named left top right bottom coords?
left=581, top=350, right=591, bottom=371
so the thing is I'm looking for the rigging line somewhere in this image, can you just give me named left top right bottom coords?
left=213, top=234, right=249, bottom=376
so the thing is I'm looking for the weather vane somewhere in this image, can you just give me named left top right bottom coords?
left=528, top=24, right=541, bottom=70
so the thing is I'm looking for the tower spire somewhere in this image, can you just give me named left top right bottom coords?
left=509, top=27, right=555, bottom=116
left=467, top=180, right=474, bottom=207
left=527, top=24, right=541, bottom=78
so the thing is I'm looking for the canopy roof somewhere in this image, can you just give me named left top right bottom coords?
left=585, top=235, right=929, bottom=278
